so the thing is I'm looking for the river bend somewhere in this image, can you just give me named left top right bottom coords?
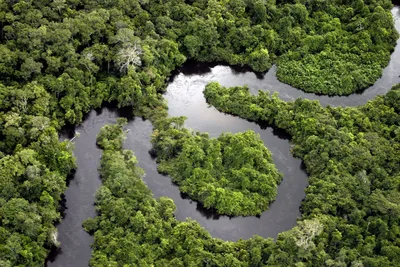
left=46, top=6, right=400, bottom=267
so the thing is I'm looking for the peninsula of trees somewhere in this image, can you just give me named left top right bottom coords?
left=83, top=80, right=400, bottom=266
left=204, top=81, right=400, bottom=266
left=152, top=118, right=282, bottom=216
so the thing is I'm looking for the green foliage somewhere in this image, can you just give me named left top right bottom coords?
left=0, top=81, right=75, bottom=267
left=247, top=48, right=271, bottom=72
left=204, top=81, right=400, bottom=265
left=0, top=1, right=186, bottom=264
left=96, top=118, right=128, bottom=151
left=85, top=123, right=277, bottom=266
left=151, top=119, right=282, bottom=216
left=0, top=0, right=398, bottom=265
left=276, top=2, right=398, bottom=95
left=0, top=131, right=75, bottom=266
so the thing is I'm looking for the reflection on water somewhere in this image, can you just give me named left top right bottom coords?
left=164, top=72, right=308, bottom=241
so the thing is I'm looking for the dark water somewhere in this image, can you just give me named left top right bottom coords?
left=47, top=6, right=400, bottom=267
left=125, top=115, right=307, bottom=241
left=46, top=108, right=122, bottom=267
left=164, top=83, right=308, bottom=240
left=170, top=7, right=400, bottom=107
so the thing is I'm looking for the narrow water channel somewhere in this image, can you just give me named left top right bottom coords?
left=171, top=6, right=400, bottom=108
left=46, top=109, right=122, bottom=267
left=47, top=6, right=400, bottom=267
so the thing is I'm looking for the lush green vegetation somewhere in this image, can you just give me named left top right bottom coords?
left=276, top=1, right=398, bottom=95
left=151, top=118, right=282, bottom=216
left=83, top=121, right=324, bottom=266
left=86, top=81, right=400, bottom=265
left=0, top=83, right=76, bottom=266
left=0, top=1, right=181, bottom=265
left=205, top=81, right=400, bottom=266
left=0, top=0, right=398, bottom=266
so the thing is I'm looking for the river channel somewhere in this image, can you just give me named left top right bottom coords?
left=46, top=6, right=400, bottom=267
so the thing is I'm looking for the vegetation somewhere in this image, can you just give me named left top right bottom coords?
left=83, top=121, right=323, bottom=266
left=276, top=1, right=398, bottom=95
left=0, top=83, right=76, bottom=266
left=87, top=80, right=400, bottom=265
left=0, top=0, right=398, bottom=266
left=151, top=118, right=282, bottom=216
left=205, top=81, right=400, bottom=266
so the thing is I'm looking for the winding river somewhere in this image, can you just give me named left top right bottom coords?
left=46, top=6, right=400, bottom=267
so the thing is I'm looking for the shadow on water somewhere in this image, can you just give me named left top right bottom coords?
left=179, top=192, right=223, bottom=220
left=47, top=5, right=400, bottom=266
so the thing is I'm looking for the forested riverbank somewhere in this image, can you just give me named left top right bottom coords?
left=0, top=0, right=399, bottom=266
left=83, top=78, right=400, bottom=265
left=82, top=121, right=310, bottom=266
left=204, top=82, right=400, bottom=266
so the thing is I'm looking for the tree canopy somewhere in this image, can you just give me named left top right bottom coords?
left=204, top=81, right=400, bottom=266
left=0, top=0, right=398, bottom=266
left=151, top=118, right=282, bottom=216
left=86, top=81, right=400, bottom=265
left=83, top=122, right=318, bottom=267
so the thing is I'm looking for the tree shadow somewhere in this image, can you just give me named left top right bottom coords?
left=179, top=192, right=223, bottom=220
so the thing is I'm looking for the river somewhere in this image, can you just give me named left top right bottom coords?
left=46, top=6, right=400, bottom=267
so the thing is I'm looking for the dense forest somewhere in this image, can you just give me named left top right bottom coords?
left=84, top=80, right=400, bottom=266
left=0, top=83, right=76, bottom=266
left=0, top=0, right=399, bottom=266
left=83, top=121, right=313, bottom=266
left=151, top=118, right=282, bottom=216
left=204, top=82, right=400, bottom=266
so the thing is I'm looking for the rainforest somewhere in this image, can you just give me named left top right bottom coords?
left=0, top=0, right=399, bottom=266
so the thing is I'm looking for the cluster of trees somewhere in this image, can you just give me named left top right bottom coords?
left=0, top=1, right=396, bottom=122
left=204, top=81, right=400, bottom=265
left=0, top=1, right=184, bottom=265
left=170, top=0, right=398, bottom=95
left=87, top=84, right=400, bottom=265
left=0, top=82, right=76, bottom=266
left=0, top=0, right=398, bottom=265
left=151, top=117, right=282, bottom=216
left=161, top=0, right=397, bottom=95
left=0, top=0, right=186, bottom=126
left=84, top=121, right=325, bottom=266
left=276, top=1, right=398, bottom=95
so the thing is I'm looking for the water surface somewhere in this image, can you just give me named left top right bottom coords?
left=47, top=108, right=121, bottom=267
left=170, top=7, right=400, bottom=107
